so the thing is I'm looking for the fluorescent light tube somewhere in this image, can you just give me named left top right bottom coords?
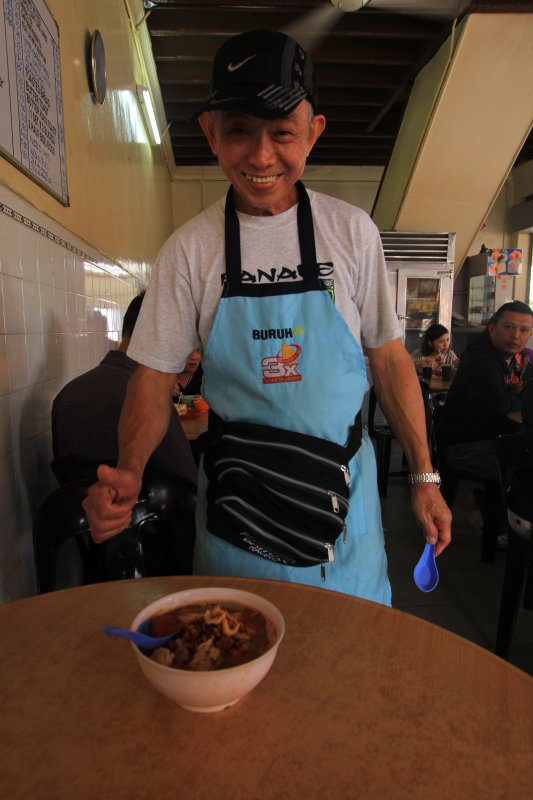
left=136, top=85, right=161, bottom=145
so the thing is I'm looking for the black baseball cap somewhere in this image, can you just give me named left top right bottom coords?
left=190, top=30, right=317, bottom=121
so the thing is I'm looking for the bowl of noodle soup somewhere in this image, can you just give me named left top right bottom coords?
left=130, top=587, right=285, bottom=713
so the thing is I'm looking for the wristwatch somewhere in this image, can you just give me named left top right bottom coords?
left=407, top=471, right=441, bottom=486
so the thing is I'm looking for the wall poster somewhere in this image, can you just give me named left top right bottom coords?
left=487, top=248, right=522, bottom=276
left=0, top=0, right=68, bottom=204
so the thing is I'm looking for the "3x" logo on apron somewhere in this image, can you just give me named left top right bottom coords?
left=261, top=342, right=302, bottom=384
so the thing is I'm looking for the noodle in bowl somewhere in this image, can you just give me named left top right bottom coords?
left=130, top=587, right=285, bottom=713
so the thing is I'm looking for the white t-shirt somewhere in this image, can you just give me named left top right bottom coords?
left=128, top=189, right=401, bottom=372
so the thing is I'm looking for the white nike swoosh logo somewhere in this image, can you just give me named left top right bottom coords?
left=227, top=55, right=256, bottom=72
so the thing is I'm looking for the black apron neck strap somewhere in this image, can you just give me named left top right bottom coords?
left=224, top=181, right=319, bottom=288
left=296, top=181, right=319, bottom=281
left=224, top=186, right=242, bottom=285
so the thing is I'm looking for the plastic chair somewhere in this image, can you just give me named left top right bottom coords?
left=33, top=472, right=196, bottom=593
left=367, top=379, right=444, bottom=497
left=433, top=405, right=504, bottom=564
left=419, top=382, right=447, bottom=467
left=494, top=432, right=533, bottom=659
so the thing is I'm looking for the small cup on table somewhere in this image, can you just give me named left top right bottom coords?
left=441, top=365, right=453, bottom=382
left=422, top=366, right=433, bottom=381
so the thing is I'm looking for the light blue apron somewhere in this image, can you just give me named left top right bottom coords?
left=194, top=183, right=391, bottom=604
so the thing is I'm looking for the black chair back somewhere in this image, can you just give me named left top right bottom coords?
left=422, top=388, right=447, bottom=467
left=493, top=432, right=533, bottom=659
left=33, top=472, right=196, bottom=593
left=495, top=431, right=533, bottom=471
left=367, top=386, right=398, bottom=497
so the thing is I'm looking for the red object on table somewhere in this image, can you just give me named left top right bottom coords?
left=193, top=398, right=209, bottom=413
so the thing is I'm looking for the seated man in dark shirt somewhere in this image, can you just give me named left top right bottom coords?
left=506, top=362, right=533, bottom=524
left=437, top=301, right=533, bottom=545
left=52, top=292, right=199, bottom=573
left=439, top=301, right=532, bottom=450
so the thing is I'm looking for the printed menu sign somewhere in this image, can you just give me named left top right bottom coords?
left=0, top=0, right=67, bottom=204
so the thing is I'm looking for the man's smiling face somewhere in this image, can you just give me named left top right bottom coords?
left=199, top=102, right=325, bottom=216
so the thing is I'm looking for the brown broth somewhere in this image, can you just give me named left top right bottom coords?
left=147, top=602, right=275, bottom=671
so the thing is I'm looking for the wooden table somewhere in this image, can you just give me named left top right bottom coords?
left=1, top=576, right=532, bottom=799
left=423, top=375, right=453, bottom=393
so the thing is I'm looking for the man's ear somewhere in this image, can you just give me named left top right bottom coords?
left=307, top=114, right=326, bottom=156
left=198, top=112, right=218, bottom=156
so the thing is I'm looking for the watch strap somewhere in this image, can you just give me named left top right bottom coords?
left=408, top=471, right=441, bottom=486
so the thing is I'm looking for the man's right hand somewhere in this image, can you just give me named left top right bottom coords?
left=82, top=464, right=142, bottom=543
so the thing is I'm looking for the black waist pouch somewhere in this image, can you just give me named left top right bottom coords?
left=202, top=413, right=362, bottom=567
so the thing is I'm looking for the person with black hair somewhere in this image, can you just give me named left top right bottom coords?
left=52, top=292, right=198, bottom=488
left=439, top=301, right=533, bottom=450
left=410, top=323, right=460, bottom=376
left=508, top=361, right=533, bottom=520
left=82, top=30, right=451, bottom=604
left=437, top=301, right=533, bottom=543
left=52, top=292, right=200, bottom=575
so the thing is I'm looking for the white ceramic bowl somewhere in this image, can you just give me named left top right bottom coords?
left=130, top=587, right=285, bottom=713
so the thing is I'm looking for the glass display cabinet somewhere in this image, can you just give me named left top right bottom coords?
left=466, top=252, right=515, bottom=326
left=381, top=232, right=455, bottom=355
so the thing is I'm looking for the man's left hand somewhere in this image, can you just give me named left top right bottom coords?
left=410, top=484, right=452, bottom=556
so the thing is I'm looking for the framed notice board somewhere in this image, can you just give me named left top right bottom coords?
left=0, top=0, right=68, bottom=205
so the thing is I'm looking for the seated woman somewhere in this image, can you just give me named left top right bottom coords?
left=410, top=324, right=460, bottom=377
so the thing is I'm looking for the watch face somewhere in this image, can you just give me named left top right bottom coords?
left=90, top=30, right=106, bottom=105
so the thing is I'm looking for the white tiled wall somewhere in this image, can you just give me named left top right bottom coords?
left=0, top=184, right=145, bottom=603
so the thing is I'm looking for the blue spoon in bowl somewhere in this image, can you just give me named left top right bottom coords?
left=104, top=620, right=179, bottom=650
left=413, top=542, right=439, bottom=592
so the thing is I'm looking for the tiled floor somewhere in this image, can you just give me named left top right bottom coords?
left=381, top=443, right=533, bottom=677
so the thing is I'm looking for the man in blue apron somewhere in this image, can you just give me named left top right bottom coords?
left=83, top=30, right=451, bottom=604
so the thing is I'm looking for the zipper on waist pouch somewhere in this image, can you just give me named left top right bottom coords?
left=221, top=433, right=352, bottom=487
left=216, top=465, right=348, bottom=534
left=215, top=457, right=349, bottom=515
left=216, top=494, right=341, bottom=552
left=217, top=496, right=335, bottom=566
left=321, top=544, right=335, bottom=582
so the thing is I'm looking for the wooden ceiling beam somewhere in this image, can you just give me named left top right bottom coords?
left=165, top=103, right=400, bottom=125
left=159, top=84, right=392, bottom=105
left=155, top=59, right=406, bottom=89
left=151, top=37, right=420, bottom=65
left=147, top=8, right=442, bottom=40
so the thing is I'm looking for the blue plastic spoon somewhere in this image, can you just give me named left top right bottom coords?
left=413, top=543, right=439, bottom=592
left=104, top=620, right=179, bottom=650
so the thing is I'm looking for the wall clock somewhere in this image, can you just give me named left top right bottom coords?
left=89, top=30, right=106, bottom=105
